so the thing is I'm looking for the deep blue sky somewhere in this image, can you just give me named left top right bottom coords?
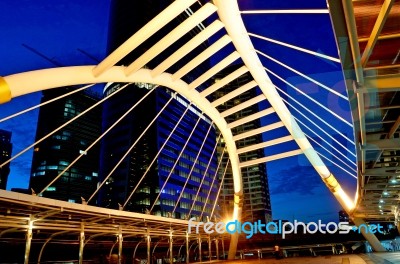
left=0, top=0, right=357, bottom=223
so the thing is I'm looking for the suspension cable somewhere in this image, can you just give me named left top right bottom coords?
left=248, top=33, right=340, bottom=63
left=0, top=84, right=95, bottom=123
left=149, top=112, right=204, bottom=213
left=304, top=133, right=357, bottom=173
left=122, top=102, right=194, bottom=209
left=171, top=122, right=216, bottom=214
left=210, top=158, right=230, bottom=219
left=281, top=96, right=356, bottom=158
left=263, top=66, right=352, bottom=128
left=38, top=86, right=156, bottom=195
left=257, top=49, right=348, bottom=101
left=275, top=84, right=354, bottom=146
left=316, top=150, right=357, bottom=179
left=200, top=144, right=226, bottom=219
left=87, top=91, right=173, bottom=203
left=0, top=83, right=131, bottom=169
left=294, top=114, right=357, bottom=170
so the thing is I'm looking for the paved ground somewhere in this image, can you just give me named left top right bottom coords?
left=192, top=252, right=400, bottom=263
left=194, top=255, right=367, bottom=264
left=360, top=252, right=400, bottom=263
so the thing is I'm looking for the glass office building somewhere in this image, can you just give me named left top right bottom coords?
left=29, top=89, right=102, bottom=203
left=214, top=65, right=272, bottom=223
left=98, top=0, right=219, bottom=220
left=0, top=129, right=12, bottom=190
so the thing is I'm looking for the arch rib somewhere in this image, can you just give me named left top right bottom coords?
left=1, top=65, right=243, bottom=247
left=213, top=0, right=354, bottom=223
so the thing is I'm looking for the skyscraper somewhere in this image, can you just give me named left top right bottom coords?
left=29, top=89, right=102, bottom=203
left=98, top=0, right=219, bottom=220
left=0, top=129, right=12, bottom=190
left=214, top=65, right=272, bottom=223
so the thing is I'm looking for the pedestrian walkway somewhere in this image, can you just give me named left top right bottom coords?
left=192, top=252, right=400, bottom=264
left=193, top=255, right=366, bottom=264
left=360, top=252, right=400, bottom=264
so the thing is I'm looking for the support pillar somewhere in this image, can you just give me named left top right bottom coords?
left=228, top=232, right=239, bottom=260
left=169, top=230, right=173, bottom=264
left=79, top=222, right=85, bottom=264
left=221, top=236, right=225, bottom=259
left=208, top=235, right=212, bottom=260
left=147, top=233, right=151, bottom=264
left=197, top=235, right=202, bottom=262
left=24, top=218, right=33, bottom=264
left=353, top=218, right=386, bottom=252
left=185, top=232, right=189, bottom=264
left=118, top=226, right=123, bottom=264
left=228, top=197, right=242, bottom=260
left=215, top=238, right=219, bottom=260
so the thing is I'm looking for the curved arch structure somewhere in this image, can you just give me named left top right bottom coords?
left=0, top=0, right=376, bottom=260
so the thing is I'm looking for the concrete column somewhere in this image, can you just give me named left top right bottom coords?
left=79, top=222, right=85, bottom=264
left=353, top=218, right=386, bottom=252
left=24, top=218, right=33, bottom=264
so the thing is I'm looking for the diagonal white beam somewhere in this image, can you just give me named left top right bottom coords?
left=360, top=0, right=395, bottom=67
left=237, top=135, right=293, bottom=154
left=92, top=0, right=198, bottom=77
left=215, top=1, right=355, bottom=226
left=228, top=107, right=274, bottom=129
left=125, top=3, right=218, bottom=76
left=188, top=51, right=240, bottom=90
left=151, top=20, right=224, bottom=77
left=233, top=121, right=284, bottom=141
left=239, top=149, right=303, bottom=168
left=200, top=66, right=249, bottom=96
left=211, top=80, right=257, bottom=107
left=171, top=35, right=232, bottom=81
left=220, top=94, right=264, bottom=118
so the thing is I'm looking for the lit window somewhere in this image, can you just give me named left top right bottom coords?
left=46, top=187, right=56, bottom=191
left=85, top=176, right=92, bottom=181
left=68, top=199, right=75, bottom=203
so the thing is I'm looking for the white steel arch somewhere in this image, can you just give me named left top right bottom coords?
left=0, top=0, right=371, bottom=259
left=0, top=67, right=245, bottom=257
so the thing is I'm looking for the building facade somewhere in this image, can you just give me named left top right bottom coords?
left=0, top=129, right=12, bottom=190
left=98, top=0, right=219, bottom=220
left=29, top=89, right=102, bottom=203
left=214, top=65, right=272, bottom=223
